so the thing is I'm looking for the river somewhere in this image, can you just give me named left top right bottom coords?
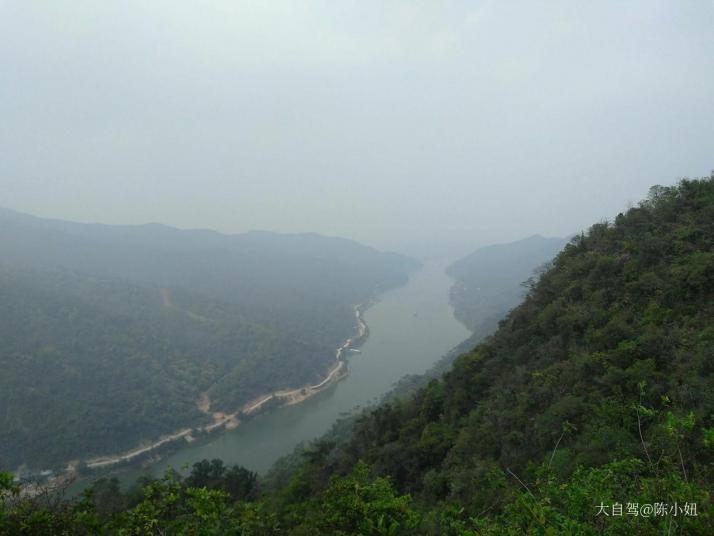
left=116, top=258, right=470, bottom=483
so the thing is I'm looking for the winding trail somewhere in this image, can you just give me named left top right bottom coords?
left=86, top=429, right=194, bottom=469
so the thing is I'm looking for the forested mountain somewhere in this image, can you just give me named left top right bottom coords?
left=447, top=235, right=567, bottom=335
left=1, top=177, right=713, bottom=534
left=0, top=208, right=417, bottom=347
left=263, top=178, right=712, bottom=534
left=0, top=210, right=418, bottom=470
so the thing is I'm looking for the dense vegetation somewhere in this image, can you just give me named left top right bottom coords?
left=262, top=177, right=714, bottom=533
left=1, top=176, right=712, bottom=534
left=0, top=267, right=328, bottom=469
left=0, top=210, right=418, bottom=470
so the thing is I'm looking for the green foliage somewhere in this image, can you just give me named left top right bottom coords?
left=111, top=473, right=245, bottom=535
left=285, top=462, right=420, bottom=536
left=185, top=459, right=257, bottom=502
left=0, top=474, right=15, bottom=496
left=455, top=459, right=712, bottom=535
left=0, top=462, right=278, bottom=535
left=2, top=177, right=713, bottom=533
left=265, top=177, right=714, bottom=533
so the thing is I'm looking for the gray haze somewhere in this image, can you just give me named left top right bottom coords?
left=2, top=1, right=713, bottom=258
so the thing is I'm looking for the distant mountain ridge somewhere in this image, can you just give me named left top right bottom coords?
left=447, top=234, right=568, bottom=334
left=0, top=207, right=407, bottom=257
left=0, top=207, right=418, bottom=343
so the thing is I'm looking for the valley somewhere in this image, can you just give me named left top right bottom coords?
left=0, top=209, right=419, bottom=472
left=107, top=259, right=470, bottom=484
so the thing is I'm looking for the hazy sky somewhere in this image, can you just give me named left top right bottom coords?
left=2, top=1, right=713, bottom=257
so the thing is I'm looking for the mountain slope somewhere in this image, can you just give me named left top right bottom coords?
left=447, top=234, right=568, bottom=334
left=0, top=210, right=419, bottom=470
left=269, top=177, right=714, bottom=533
left=2, top=177, right=712, bottom=534
left=0, top=208, right=418, bottom=347
left=0, top=267, right=325, bottom=470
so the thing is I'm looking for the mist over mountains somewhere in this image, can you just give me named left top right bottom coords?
left=1, top=0, right=713, bottom=532
left=447, top=234, right=568, bottom=334
left=0, top=207, right=418, bottom=469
